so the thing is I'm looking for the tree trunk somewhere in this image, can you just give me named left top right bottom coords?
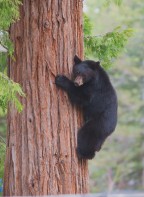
left=3, top=0, right=89, bottom=196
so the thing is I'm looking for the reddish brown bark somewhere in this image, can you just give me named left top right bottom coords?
left=3, top=0, right=89, bottom=196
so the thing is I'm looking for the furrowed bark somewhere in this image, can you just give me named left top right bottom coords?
left=3, top=0, right=89, bottom=195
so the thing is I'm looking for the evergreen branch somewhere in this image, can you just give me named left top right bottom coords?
left=84, top=27, right=134, bottom=69
left=0, top=72, right=25, bottom=112
left=0, top=0, right=22, bottom=30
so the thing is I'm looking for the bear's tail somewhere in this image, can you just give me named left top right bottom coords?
left=76, top=147, right=95, bottom=160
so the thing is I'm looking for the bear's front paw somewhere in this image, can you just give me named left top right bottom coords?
left=55, top=75, right=70, bottom=89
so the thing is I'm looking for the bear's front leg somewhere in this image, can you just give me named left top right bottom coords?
left=55, top=75, right=84, bottom=106
left=55, top=75, right=72, bottom=91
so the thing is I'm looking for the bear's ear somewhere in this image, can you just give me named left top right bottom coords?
left=90, top=61, right=100, bottom=70
left=96, top=61, right=100, bottom=66
left=94, top=61, right=100, bottom=68
left=74, top=55, right=82, bottom=64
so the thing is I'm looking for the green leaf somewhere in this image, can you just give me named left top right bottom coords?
left=0, top=72, right=25, bottom=112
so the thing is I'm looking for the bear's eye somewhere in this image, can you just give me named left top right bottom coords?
left=76, top=71, right=80, bottom=75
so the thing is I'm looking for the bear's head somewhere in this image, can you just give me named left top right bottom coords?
left=72, top=55, right=100, bottom=87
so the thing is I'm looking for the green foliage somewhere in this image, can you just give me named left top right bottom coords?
left=83, top=14, right=93, bottom=36
left=0, top=0, right=24, bottom=113
left=0, top=0, right=21, bottom=30
left=0, top=53, right=7, bottom=72
left=0, top=72, right=25, bottom=112
left=105, top=0, right=123, bottom=6
left=84, top=27, right=133, bottom=69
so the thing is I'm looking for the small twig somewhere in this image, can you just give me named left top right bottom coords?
left=0, top=136, right=6, bottom=144
left=0, top=41, right=8, bottom=50
left=84, top=35, right=104, bottom=39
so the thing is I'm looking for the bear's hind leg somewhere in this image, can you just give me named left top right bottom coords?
left=77, top=119, right=107, bottom=159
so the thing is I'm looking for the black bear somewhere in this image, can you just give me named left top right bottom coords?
left=55, top=55, right=118, bottom=159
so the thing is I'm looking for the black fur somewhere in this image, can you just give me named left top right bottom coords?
left=55, top=55, right=118, bottom=159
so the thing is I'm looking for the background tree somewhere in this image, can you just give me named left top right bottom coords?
left=3, top=0, right=88, bottom=196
